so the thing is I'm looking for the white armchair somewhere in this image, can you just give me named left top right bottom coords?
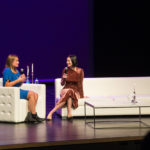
left=0, top=78, right=2, bottom=87
left=0, top=78, right=46, bottom=123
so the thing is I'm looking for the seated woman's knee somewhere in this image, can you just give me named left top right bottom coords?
left=27, top=91, right=35, bottom=99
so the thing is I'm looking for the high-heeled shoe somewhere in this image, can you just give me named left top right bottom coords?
left=46, top=114, right=53, bottom=121
left=46, top=114, right=52, bottom=121
left=46, top=118, right=52, bottom=121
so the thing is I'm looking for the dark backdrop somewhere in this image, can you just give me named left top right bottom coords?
left=94, top=0, right=147, bottom=77
left=0, top=0, right=94, bottom=79
left=0, top=0, right=146, bottom=79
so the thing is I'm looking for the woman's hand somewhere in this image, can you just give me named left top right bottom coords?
left=21, top=74, right=26, bottom=79
left=18, top=74, right=26, bottom=83
left=62, top=73, right=67, bottom=79
left=61, top=73, right=67, bottom=86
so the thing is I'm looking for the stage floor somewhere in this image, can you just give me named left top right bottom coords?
left=0, top=116, right=150, bottom=149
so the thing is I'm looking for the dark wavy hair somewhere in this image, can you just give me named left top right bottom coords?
left=68, top=55, right=78, bottom=67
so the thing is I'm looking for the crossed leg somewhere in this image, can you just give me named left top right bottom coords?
left=47, top=97, right=73, bottom=120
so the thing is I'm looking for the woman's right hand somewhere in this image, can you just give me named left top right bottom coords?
left=62, top=73, right=67, bottom=79
left=18, top=74, right=26, bottom=83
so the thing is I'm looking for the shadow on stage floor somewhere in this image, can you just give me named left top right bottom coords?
left=0, top=116, right=150, bottom=150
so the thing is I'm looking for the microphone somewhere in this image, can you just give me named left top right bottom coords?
left=64, top=67, right=68, bottom=74
left=20, top=68, right=24, bottom=75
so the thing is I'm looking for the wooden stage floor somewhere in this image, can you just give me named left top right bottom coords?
left=0, top=116, right=150, bottom=150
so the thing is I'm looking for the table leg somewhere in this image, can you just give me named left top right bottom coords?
left=84, top=103, right=86, bottom=124
left=93, top=107, right=95, bottom=129
left=139, top=106, right=141, bottom=123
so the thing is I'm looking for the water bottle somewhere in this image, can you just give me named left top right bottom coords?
left=26, top=78, right=30, bottom=84
left=35, top=78, right=39, bottom=84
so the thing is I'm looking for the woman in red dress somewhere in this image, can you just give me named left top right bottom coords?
left=47, top=55, right=84, bottom=120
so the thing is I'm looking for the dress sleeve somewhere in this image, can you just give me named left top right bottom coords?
left=78, top=69, right=84, bottom=98
left=3, top=68, right=12, bottom=86
left=61, top=69, right=66, bottom=86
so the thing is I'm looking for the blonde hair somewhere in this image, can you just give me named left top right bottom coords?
left=5, top=54, right=18, bottom=71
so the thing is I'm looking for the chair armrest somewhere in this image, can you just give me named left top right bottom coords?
left=21, top=83, right=46, bottom=94
left=21, top=83, right=46, bottom=118
left=21, top=83, right=46, bottom=103
left=21, top=84, right=46, bottom=101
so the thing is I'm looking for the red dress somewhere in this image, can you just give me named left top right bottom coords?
left=57, top=67, right=84, bottom=108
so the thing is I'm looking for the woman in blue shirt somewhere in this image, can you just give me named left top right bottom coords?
left=3, top=54, right=44, bottom=123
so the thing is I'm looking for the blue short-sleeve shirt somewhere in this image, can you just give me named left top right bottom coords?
left=3, top=68, right=29, bottom=99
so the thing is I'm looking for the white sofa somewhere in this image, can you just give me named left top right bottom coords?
left=55, top=77, right=150, bottom=118
left=0, top=78, right=46, bottom=123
